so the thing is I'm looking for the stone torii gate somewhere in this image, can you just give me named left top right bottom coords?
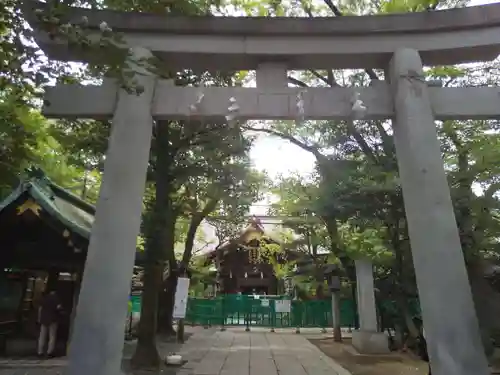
left=26, top=3, right=500, bottom=375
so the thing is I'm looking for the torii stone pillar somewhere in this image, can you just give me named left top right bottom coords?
left=388, top=48, right=489, bottom=375
left=66, top=47, right=156, bottom=375
left=352, top=259, right=389, bottom=354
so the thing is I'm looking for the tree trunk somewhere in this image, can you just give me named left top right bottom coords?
left=389, top=221, right=420, bottom=347
left=181, top=198, right=219, bottom=266
left=468, top=259, right=496, bottom=359
left=332, top=292, right=342, bottom=342
left=158, top=271, right=178, bottom=335
left=161, top=199, right=219, bottom=337
left=176, top=318, right=185, bottom=343
left=182, top=215, right=202, bottom=266
left=133, top=121, right=176, bottom=366
left=131, top=263, right=163, bottom=369
left=158, top=215, right=178, bottom=335
left=398, top=296, right=419, bottom=338
left=393, top=324, right=405, bottom=350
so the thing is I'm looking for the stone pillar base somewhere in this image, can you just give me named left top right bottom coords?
left=351, top=330, right=390, bottom=354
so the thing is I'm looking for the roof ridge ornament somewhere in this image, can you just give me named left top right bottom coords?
left=24, top=165, right=46, bottom=180
left=23, top=166, right=54, bottom=197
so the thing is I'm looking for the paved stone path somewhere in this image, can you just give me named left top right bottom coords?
left=0, top=328, right=351, bottom=375
left=177, top=329, right=350, bottom=375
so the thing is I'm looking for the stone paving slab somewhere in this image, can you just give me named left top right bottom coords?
left=187, top=330, right=351, bottom=375
left=0, top=328, right=351, bottom=375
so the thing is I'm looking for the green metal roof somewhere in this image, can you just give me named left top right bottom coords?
left=0, top=167, right=95, bottom=239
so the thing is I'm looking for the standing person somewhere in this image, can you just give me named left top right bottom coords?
left=37, top=289, right=62, bottom=358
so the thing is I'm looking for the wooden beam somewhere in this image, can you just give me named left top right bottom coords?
left=42, top=81, right=500, bottom=121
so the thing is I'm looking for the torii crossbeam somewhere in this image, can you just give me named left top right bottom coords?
left=42, top=82, right=500, bottom=121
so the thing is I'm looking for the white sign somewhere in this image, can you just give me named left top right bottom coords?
left=173, top=277, right=190, bottom=319
left=261, top=299, right=269, bottom=307
left=275, top=300, right=291, bottom=313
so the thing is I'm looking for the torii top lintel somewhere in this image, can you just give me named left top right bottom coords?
left=27, top=2, right=500, bottom=70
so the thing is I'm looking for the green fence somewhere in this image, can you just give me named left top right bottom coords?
left=130, top=295, right=142, bottom=314
left=126, top=294, right=420, bottom=331
left=124, top=292, right=420, bottom=331
left=184, top=295, right=357, bottom=329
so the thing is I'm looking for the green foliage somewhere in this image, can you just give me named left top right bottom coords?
left=188, top=256, right=217, bottom=296
left=0, top=98, right=41, bottom=196
left=339, top=225, right=393, bottom=263
left=379, top=0, right=437, bottom=13
left=0, top=94, right=99, bottom=201
left=426, top=65, right=466, bottom=81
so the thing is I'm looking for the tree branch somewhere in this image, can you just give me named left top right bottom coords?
left=242, top=125, right=324, bottom=160
left=192, top=242, right=212, bottom=256
left=288, top=76, right=309, bottom=87
left=365, top=69, right=380, bottom=80
left=309, top=70, right=338, bottom=86
left=182, top=197, right=220, bottom=266
left=372, top=121, right=395, bottom=160
left=485, top=182, right=500, bottom=201
left=322, top=0, right=380, bottom=81
left=296, top=2, right=339, bottom=87
left=327, top=70, right=335, bottom=86
left=323, top=0, right=342, bottom=16
left=345, top=120, right=379, bottom=164
left=301, top=1, right=314, bottom=17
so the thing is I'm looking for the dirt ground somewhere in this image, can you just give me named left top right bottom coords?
left=309, top=337, right=500, bottom=375
left=309, top=338, right=429, bottom=375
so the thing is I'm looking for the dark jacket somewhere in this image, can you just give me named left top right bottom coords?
left=39, top=293, right=62, bottom=325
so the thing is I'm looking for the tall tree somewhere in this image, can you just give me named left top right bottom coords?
left=132, top=112, right=257, bottom=367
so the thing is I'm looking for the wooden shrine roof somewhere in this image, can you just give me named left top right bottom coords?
left=0, top=167, right=147, bottom=265
left=0, top=168, right=94, bottom=239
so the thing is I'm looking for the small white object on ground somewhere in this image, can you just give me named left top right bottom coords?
left=165, top=354, right=183, bottom=365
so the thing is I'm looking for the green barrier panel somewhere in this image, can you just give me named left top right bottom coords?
left=130, top=295, right=142, bottom=313
left=184, top=295, right=416, bottom=329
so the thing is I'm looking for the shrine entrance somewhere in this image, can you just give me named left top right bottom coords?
left=26, top=3, right=500, bottom=375
left=0, top=170, right=94, bottom=355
